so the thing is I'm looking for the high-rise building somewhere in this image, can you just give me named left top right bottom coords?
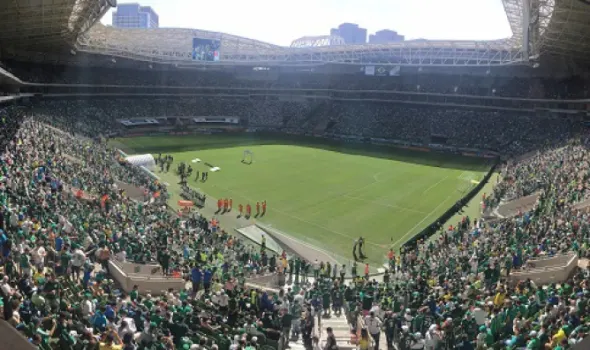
left=330, top=23, right=367, bottom=44
left=369, top=29, right=405, bottom=44
left=112, top=3, right=159, bottom=29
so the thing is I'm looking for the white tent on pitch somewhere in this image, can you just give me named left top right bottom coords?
left=126, top=154, right=156, bottom=171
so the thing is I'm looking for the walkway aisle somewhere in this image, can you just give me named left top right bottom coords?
left=322, top=313, right=355, bottom=350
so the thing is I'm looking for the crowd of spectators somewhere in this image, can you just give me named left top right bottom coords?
left=0, top=58, right=589, bottom=350
left=0, top=104, right=318, bottom=350
left=6, top=60, right=590, bottom=99
left=0, top=95, right=587, bottom=350
left=29, top=99, right=579, bottom=157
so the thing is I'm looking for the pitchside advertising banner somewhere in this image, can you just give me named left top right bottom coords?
left=364, top=65, right=401, bottom=76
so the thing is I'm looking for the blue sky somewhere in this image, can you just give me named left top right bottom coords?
left=101, top=0, right=513, bottom=46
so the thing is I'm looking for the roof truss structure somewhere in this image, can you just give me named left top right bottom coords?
left=290, top=36, right=346, bottom=48
left=502, top=0, right=590, bottom=61
left=0, top=0, right=114, bottom=51
left=77, top=24, right=525, bottom=67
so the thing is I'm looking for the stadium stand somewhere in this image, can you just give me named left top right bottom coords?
left=1, top=1, right=590, bottom=350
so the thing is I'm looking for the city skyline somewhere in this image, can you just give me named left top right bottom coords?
left=102, top=0, right=512, bottom=46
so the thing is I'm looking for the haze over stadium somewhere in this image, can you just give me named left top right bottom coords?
left=0, top=1, right=589, bottom=350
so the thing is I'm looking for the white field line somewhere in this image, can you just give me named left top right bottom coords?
left=422, top=175, right=449, bottom=194
left=390, top=195, right=452, bottom=248
left=343, top=195, right=427, bottom=214
left=256, top=222, right=344, bottom=265
left=373, top=171, right=384, bottom=182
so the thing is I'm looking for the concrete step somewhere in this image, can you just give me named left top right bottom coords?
left=286, top=340, right=306, bottom=350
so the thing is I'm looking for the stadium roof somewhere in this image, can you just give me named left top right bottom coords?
left=76, top=24, right=524, bottom=66
left=3, top=0, right=590, bottom=67
left=0, top=0, right=114, bottom=51
left=502, top=0, right=590, bottom=61
left=290, top=36, right=346, bottom=48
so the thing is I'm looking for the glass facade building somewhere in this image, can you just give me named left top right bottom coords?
left=112, top=3, right=159, bottom=29
left=330, top=23, right=367, bottom=44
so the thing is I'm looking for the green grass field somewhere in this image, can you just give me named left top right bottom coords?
left=114, top=133, right=491, bottom=264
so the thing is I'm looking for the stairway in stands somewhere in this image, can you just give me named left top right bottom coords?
left=321, top=313, right=355, bottom=350
left=323, top=120, right=338, bottom=133
left=301, top=102, right=331, bottom=131
left=313, top=117, right=331, bottom=133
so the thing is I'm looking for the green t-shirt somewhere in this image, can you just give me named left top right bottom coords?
left=60, top=252, right=72, bottom=267
left=526, top=338, right=540, bottom=350
left=20, top=254, right=30, bottom=268
left=44, top=280, right=59, bottom=299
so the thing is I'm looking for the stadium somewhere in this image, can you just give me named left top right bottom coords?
left=0, top=0, right=589, bottom=349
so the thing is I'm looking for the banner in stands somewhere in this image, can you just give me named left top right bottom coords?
left=364, top=66, right=401, bottom=76
left=120, top=118, right=160, bottom=126
left=192, top=38, right=221, bottom=62
left=193, top=117, right=239, bottom=124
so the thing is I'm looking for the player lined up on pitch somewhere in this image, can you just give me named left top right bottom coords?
left=215, top=198, right=266, bottom=218
left=233, top=200, right=267, bottom=219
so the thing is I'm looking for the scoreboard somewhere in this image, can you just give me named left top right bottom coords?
left=192, top=38, right=221, bottom=62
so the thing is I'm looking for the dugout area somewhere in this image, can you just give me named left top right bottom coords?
left=113, top=133, right=492, bottom=263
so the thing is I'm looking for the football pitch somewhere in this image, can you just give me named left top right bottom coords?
left=115, top=134, right=491, bottom=264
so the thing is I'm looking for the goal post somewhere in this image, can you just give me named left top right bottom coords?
left=242, top=150, right=254, bottom=164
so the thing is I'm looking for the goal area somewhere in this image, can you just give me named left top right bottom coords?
left=242, top=150, right=254, bottom=164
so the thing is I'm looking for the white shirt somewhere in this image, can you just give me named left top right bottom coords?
left=72, top=249, right=86, bottom=267
left=32, top=247, right=45, bottom=264
left=1, top=281, right=13, bottom=296
left=364, top=316, right=382, bottom=335
left=218, top=294, right=229, bottom=307
left=82, top=299, right=95, bottom=317
left=116, top=250, right=127, bottom=262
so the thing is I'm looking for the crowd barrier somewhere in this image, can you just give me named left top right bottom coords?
left=0, top=320, right=36, bottom=349
left=402, top=161, right=499, bottom=250
left=108, top=259, right=185, bottom=295
left=508, top=253, right=578, bottom=286
left=573, top=335, right=590, bottom=350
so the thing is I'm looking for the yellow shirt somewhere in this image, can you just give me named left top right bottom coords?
left=552, top=329, right=566, bottom=345
left=99, top=343, right=122, bottom=350
left=494, top=293, right=506, bottom=306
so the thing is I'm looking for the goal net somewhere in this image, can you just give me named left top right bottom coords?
left=242, top=150, right=254, bottom=164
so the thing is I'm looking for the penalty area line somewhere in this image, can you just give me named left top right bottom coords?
left=422, top=175, right=449, bottom=194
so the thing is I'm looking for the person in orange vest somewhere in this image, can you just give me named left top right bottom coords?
left=364, top=263, right=370, bottom=279
left=228, top=198, right=233, bottom=211
left=262, top=200, right=267, bottom=215
left=217, top=198, right=223, bottom=212
left=210, top=218, right=218, bottom=233
left=223, top=198, right=229, bottom=212
left=238, top=204, right=243, bottom=217
left=256, top=202, right=260, bottom=216
left=246, top=204, right=252, bottom=218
